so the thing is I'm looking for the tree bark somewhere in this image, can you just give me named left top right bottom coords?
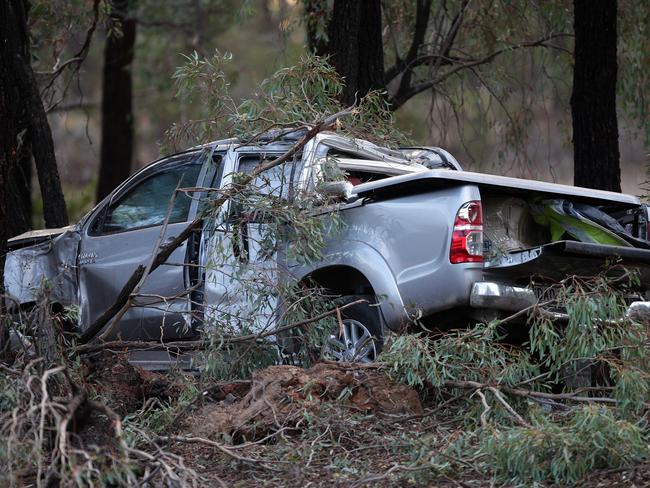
left=571, top=0, right=621, bottom=192
left=325, top=0, right=384, bottom=106
left=0, top=1, right=68, bottom=233
left=97, top=0, right=136, bottom=202
left=7, top=142, right=33, bottom=235
left=303, top=0, right=330, bottom=57
left=2, top=0, right=70, bottom=301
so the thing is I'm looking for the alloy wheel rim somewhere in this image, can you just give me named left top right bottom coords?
left=325, top=319, right=377, bottom=363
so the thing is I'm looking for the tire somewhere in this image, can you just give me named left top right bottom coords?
left=324, top=295, right=384, bottom=363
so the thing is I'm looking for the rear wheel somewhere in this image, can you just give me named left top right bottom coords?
left=324, top=295, right=383, bottom=363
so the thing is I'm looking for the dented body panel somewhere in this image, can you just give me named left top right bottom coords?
left=5, top=227, right=81, bottom=310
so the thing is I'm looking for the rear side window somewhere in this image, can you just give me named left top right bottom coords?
left=236, top=154, right=303, bottom=199
left=96, top=157, right=202, bottom=234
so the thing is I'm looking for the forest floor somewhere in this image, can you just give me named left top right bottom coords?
left=80, top=352, right=650, bottom=487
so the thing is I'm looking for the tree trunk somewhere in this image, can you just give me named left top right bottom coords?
left=0, top=0, right=68, bottom=234
left=326, top=0, right=384, bottom=106
left=303, top=0, right=330, bottom=57
left=571, top=0, right=621, bottom=192
left=2, top=0, right=69, bottom=300
left=0, top=0, right=21, bottom=299
left=30, top=100, right=69, bottom=228
left=7, top=143, right=33, bottom=235
left=97, top=0, right=136, bottom=202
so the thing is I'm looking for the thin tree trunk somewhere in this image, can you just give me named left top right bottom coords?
left=7, top=143, right=33, bottom=235
left=29, top=90, right=69, bottom=228
left=97, top=0, right=136, bottom=202
left=571, top=0, right=621, bottom=192
left=303, top=0, right=330, bottom=57
left=326, top=0, right=384, bottom=106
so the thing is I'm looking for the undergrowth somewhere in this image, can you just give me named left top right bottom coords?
left=483, top=405, right=648, bottom=484
left=377, top=271, right=650, bottom=485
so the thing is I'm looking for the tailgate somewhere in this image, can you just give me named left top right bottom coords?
left=484, top=240, right=650, bottom=285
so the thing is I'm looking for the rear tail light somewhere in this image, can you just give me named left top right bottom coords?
left=450, top=200, right=484, bottom=264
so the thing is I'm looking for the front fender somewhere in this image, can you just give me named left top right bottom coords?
left=4, top=228, right=80, bottom=311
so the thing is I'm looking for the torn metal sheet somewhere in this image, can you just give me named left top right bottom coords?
left=4, top=227, right=81, bottom=311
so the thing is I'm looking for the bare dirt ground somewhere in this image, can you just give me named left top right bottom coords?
left=81, top=353, right=650, bottom=487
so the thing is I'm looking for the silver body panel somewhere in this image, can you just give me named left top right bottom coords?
left=5, top=227, right=80, bottom=310
left=356, top=168, right=640, bottom=206
left=4, top=132, right=647, bottom=342
left=291, top=184, right=482, bottom=328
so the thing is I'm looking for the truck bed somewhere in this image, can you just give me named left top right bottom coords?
left=484, top=240, right=650, bottom=285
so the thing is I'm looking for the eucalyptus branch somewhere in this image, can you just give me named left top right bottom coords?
left=77, top=299, right=366, bottom=353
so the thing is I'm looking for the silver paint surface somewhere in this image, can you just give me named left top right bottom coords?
left=4, top=132, right=648, bottom=342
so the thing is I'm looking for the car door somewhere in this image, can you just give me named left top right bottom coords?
left=202, top=151, right=304, bottom=335
left=78, top=151, right=206, bottom=341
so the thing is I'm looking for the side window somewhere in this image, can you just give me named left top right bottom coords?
left=236, top=154, right=303, bottom=199
left=227, top=154, right=303, bottom=223
left=97, top=160, right=202, bottom=234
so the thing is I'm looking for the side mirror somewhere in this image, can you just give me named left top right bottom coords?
left=317, top=181, right=354, bottom=201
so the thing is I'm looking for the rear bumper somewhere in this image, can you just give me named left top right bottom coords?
left=469, top=282, right=536, bottom=312
left=469, top=281, right=650, bottom=323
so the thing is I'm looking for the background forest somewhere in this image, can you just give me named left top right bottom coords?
left=3, top=1, right=650, bottom=487
left=7, top=0, right=650, bottom=231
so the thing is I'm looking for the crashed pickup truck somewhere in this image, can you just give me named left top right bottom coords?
left=5, top=131, right=650, bottom=365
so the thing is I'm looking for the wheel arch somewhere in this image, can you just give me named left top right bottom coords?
left=300, top=265, right=374, bottom=297
left=296, top=258, right=409, bottom=332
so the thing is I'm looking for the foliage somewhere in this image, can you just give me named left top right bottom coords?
left=483, top=405, right=649, bottom=484
left=528, top=272, right=650, bottom=413
left=380, top=268, right=650, bottom=484
left=167, top=52, right=409, bottom=151
left=382, top=323, right=541, bottom=389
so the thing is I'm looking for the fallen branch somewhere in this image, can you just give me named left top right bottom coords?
left=444, top=379, right=621, bottom=405
left=475, top=389, right=491, bottom=427
left=77, top=299, right=366, bottom=354
left=325, top=367, right=629, bottom=407
left=156, top=435, right=284, bottom=471
left=488, top=386, right=531, bottom=428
